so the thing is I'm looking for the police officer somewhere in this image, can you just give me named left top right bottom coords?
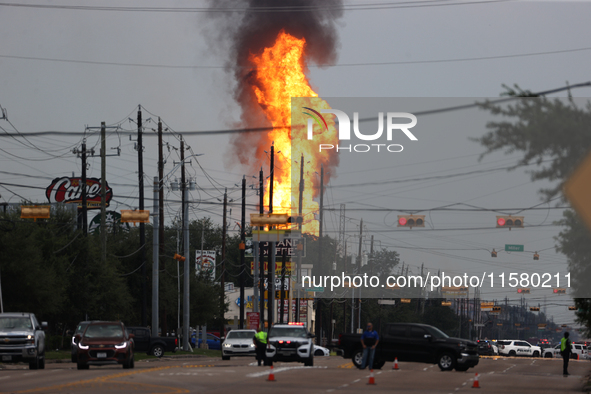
left=254, top=327, right=268, bottom=366
left=561, top=331, right=572, bottom=376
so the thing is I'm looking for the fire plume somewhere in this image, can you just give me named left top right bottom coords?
left=248, top=30, right=339, bottom=234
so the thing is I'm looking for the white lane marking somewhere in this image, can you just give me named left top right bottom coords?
left=327, top=390, right=335, bottom=393
left=376, top=371, right=382, bottom=375
left=488, top=371, right=495, bottom=374
left=22, top=372, right=37, bottom=376
left=0, top=376, right=11, bottom=380
left=353, top=379, right=360, bottom=383
left=423, top=367, right=428, bottom=371
left=341, top=384, right=349, bottom=387
left=246, top=365, right=326, bottom=378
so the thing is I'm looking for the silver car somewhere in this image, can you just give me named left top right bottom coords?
left=221, top=329, right=257, bottom=360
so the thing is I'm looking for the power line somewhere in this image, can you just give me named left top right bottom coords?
left=2, top=45, right=590, bottom=69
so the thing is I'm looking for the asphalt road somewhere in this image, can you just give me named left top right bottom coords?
left=0, top=355, right=588, bottom=393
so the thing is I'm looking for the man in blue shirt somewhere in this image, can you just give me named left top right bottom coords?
left=360, top=322, right=379, bottom=369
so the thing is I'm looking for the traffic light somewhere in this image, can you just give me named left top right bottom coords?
left=491, top=249, right=498, bottom=258
left=397, top=215, right=425, bottom=228
left=568, top=306, right=577, bottom=311
left=20, top=205, right=50, bottom=220
left=517, top=288, right=530, bottom=294
left=287, top=215, right=304, bottom=225
left=496, top=215, right=524, bottom=229
left=492, top=306, right=502, bottom=312
left=530, top=306, right=540, bottom=312
left=554, top=288, right=566, bottom=294
left=121, top=210, right=150, bottom=224
left=533, top=252, right=539, bottom=260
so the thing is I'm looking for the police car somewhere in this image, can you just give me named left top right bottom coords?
left=265, top=322, right=315, bottom=366
left=497, top=340, right=541, bottom=357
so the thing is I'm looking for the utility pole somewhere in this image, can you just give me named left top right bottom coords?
left=137, top=106, right=147, bottom=327
left=355, top=218, right=363, bottom=331
left=182, top=169, right=190, bottom=351
left=152, top=177, right=159, bottom=335
left=239, top=176, right=246, bottom=329
left=315, top=164, right=324, bottom=342
left=81, top=140, right=88, bottom=236
left=268, top=145, right=275, bottom=327
left=296, top=156, right=304, bottom=322
left=100, top=123, right=106, bottom=263
left=221, top=189, right=228, bottom=337
left=259, top=168, right=265, bottom=330
left=158, top=118, right=165, bottom=286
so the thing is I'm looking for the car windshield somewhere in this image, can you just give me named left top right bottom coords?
left=84, top=324, right=123, bottom=338
left=426, top=326, right=449, bottom=339
left=0, top=317, right=32, bottom=330
left=75, top=323, right=89, bottom=334
left=268, top=327, right=307, bottom=338
left=227, top=331, right=256, bottom=339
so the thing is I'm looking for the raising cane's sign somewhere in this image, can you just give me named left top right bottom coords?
left=45, top=177, right=113, bottom=209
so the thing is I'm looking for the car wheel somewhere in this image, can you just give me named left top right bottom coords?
left=314, top=349, right=324, bottom=356
left=38, top=355, right=45, bottom=370
left=29, top=357, right=39, bottom=370
left=352, top=349, right=364, bottom=369
left=372, top=360, right=386, bottom=370
left=533, top=351, right=540, bottom=357
left=438, top=353, right=456, bottom=371
left=77, top=361, right=89, bottom=370
left=222, top=356, right=230, bottom=360
left=151, top=345, right=165, bottom=358
left=71, top=354, right=77, bottom=363
left=304, top=356, right=314, bottom=367
left=508, top=350, right=516, bottom=357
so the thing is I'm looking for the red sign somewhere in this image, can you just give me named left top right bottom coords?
left=46, top=177, right=113, bottom=209
left=247, top=312, right=260, bottom=330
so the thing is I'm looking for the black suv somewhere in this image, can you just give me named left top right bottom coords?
left=339, top=322, right=479, bottom=371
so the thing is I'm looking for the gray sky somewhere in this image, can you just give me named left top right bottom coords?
left=1, top=0, right=590, bottom=328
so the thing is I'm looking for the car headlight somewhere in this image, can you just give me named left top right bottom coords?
left=223, top=343, right=232, bottom=348
left=115, top=342, right=128, bottom=349
left=250, top=343, right=255, bottom=348
left=78, top=343, right=89, bottom=350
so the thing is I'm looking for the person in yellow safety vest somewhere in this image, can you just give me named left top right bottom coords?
left=253, top=328, right=268, bottom=366
left=560, top=331, right=572, bottom=376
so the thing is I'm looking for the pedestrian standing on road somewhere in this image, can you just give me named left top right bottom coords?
left=254, top=328, right=268, bottom=366
left=360, top=322, right=379, bottom=370
left=561, top=331, right=572, bottom=376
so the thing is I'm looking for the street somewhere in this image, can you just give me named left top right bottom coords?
left=0, top=355, right=588, bottom=393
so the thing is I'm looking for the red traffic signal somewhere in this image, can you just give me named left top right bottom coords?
left=397, top=215, right=425, bottom=228
left=517, top=288, right=530, bottom=294
left=491, top=249, right=498, bottom=258
left=554, top=288, right=566, bottom=294
left=496, top=215, right=524, bottom=229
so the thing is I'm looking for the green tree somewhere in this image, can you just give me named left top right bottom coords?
left=473, top=89, right=591, bottom=334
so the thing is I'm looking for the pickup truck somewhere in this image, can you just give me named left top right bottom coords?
left=126, top=327, right=178, bottom=357
left=338, top=322, right=479, bottom=371
left=0, top=312, right=48, bottom=369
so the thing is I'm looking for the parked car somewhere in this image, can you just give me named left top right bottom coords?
left=313, top=345, right=330, bottom=357
left=197, top=333, right=222, bottom=350
left=545, top=342, right=589, bottom=359
left=265, top=322, right=315, bottom=367
left=497, top=340, right=541, bottom=357
left=71, top=321, right=90, bottom=362
left=338, top=322, right=479, bottom=371
left=477, top=339, right=497, bottom=356
left=75, top=321, right=134, bottom=370
left=221, top=329, right=257, bottom=360
left=0, top=312, right=47, bottom=370
left=126, top=327, right=177, bottom=357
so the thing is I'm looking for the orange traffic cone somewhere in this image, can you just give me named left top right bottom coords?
left=393, top=357, right=399, bottom=370
left=267, top=366, right=275, bottom=382
left=472, top=373, right=480, bottom=389
left=367, top=369, right=376, bottom=385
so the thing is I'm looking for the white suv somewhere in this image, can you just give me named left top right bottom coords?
left=544, top=342, right=588, bottom=359
left=497, top=340, right=541, bottom=357
left=265, top=323, right=315, bottom=366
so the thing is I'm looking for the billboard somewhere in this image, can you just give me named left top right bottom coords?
left=46, top=176, right=113, bottom=209
left=196, top=250, right=216, bottom=280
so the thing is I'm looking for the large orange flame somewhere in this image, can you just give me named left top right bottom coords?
left=249, top=30, right=339, bottom=234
